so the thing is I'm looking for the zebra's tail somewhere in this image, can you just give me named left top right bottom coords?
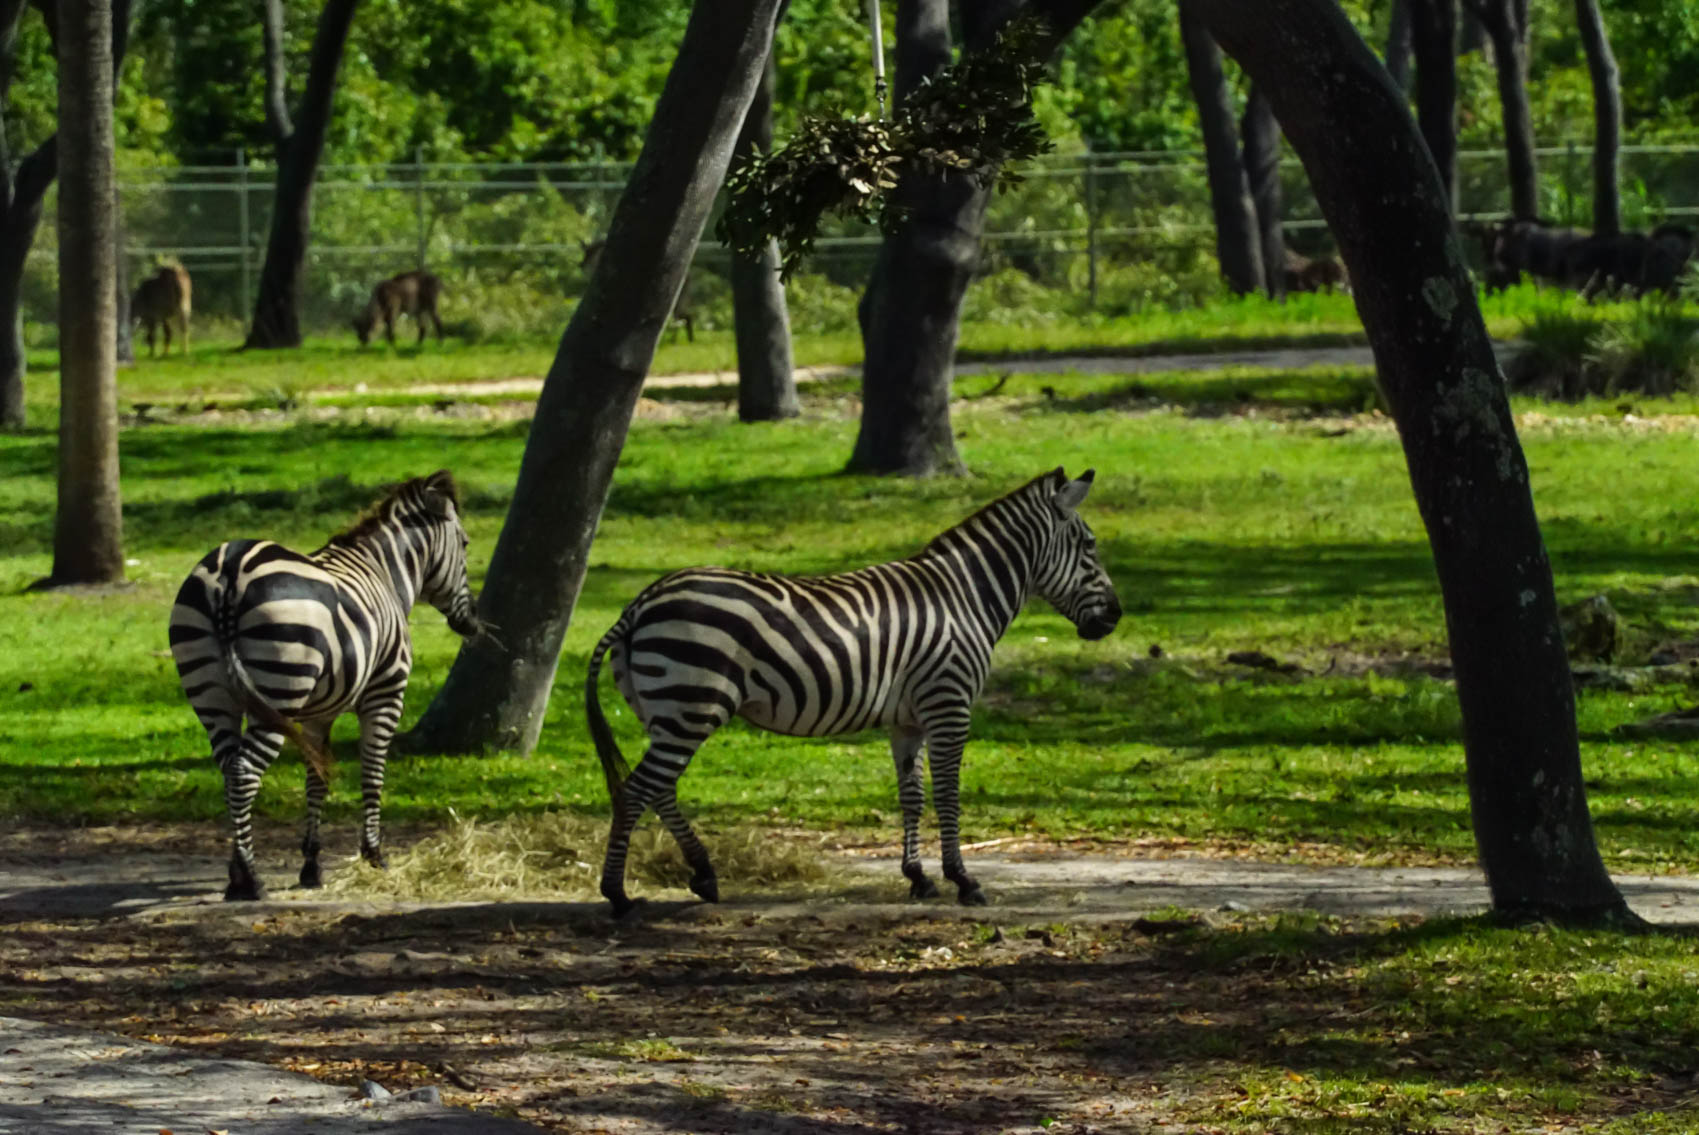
left=212, top=586, right=334, bottom=784
left=585, top=620, right=633, bottom=810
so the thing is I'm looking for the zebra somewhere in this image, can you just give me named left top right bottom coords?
left=168, top=470, right=485, bottom=901
left=585, top=466, right=1122, bottom=916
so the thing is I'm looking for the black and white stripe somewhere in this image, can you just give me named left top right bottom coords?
left=168, top=470, right=482, bottom=900
left=586, top=467, right=1121, bottom=915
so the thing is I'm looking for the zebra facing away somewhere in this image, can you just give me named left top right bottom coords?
left=169, top=471, right=485, bottom=901
left=586, top=467, right=1122, bottom=916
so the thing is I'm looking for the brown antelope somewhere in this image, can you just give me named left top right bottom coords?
left=353, top=270, right=444, bottom=346
left=132, top=263, right=192, bottom=357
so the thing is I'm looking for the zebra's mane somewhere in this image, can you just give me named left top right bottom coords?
left=326, top=472, right=460, bottom=549
left=920, top=468, right=1063, bottom=556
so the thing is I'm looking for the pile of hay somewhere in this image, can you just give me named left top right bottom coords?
left=313, top=811, right=847, bottom=903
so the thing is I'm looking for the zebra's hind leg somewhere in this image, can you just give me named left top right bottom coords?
left=655, top=790, right=717, bottom=903
left=891, top=729, right=938, bottom=900
left=356, top=690, right=404, bottom=870
left=221, top=729, right=284, bottom=901
left=298, top=724, right=331, bottom=889
left=925, top=716, right=987, bottom=907
left=600, top=740, right=701, bottom=916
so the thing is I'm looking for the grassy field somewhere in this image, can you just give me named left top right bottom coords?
left=8, top=302, right=1699, bottom=1133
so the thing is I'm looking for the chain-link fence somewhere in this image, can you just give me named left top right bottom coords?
left=26, top=142, right=1699, bottom=340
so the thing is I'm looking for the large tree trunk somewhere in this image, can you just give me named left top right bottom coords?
left=244, top=0, right=359, bottom=349
left=1407, top=0, right=1459, bottom=210
left=1188, top=0, right=1628, bottom=924
left=402, top=0, right=784, bottom=755
left=1178, top=2, right=1263, bottom=295
left=1471, top=0, right=1538, bottom=221
left=729, top=40, right=797, bottom=422
left=50, top=0, right=123, bottom=585
left=1239, top=84, right=1284, bottom=299
left=849, top=0, right=1097, bottom=477
left=0, top=0, right=126, bottom=428
left=1574, top=0, right=1620, bottom=235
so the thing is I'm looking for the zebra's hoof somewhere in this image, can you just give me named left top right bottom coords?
left=298, top=861, right=323, bottom=889
left=608, top=896, right=646, bottom=919
left=361, top=846, right=387, bottom=870
left=957, top=885, right=989, bottom=907
left=908, top=877, right=941, bottom=900
left=689, top=873, right=719, bottom=903
left=223, top=879, right=266, bottom=902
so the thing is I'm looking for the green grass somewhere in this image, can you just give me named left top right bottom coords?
left=6, top=357, right=1699, bottom=876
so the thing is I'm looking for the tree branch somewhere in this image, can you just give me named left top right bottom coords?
left=260, top=0, right=294, bottom=144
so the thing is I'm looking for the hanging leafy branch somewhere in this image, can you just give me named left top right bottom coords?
left=717, top=13, right=1055, bottom=278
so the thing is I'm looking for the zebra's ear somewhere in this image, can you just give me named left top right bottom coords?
left=421, top=470, right=458, bottom=515
left=1054, top=468, right=1094, bottom=513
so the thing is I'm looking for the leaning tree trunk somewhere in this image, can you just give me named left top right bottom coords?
left=1407, top=0, right=1459, bottom=211
left=849, top=0, right=1098, bottom=476
left=729, top=36, right=798, bottom=422
left=1573, top=0, right=1620, bottom=235
left=50, top=0, right=123, bottom=585
left=1188, top=0, right=1629, bottom=923
left=402, top=0, right=784, bottom=755
left=1239, top=84, right=1284, bottom=300
left=1178, top=2, right=1263, bottom=295
left=1472, top=0, right=1538, bottom=221
left=244, top=0, right=359, bottom=349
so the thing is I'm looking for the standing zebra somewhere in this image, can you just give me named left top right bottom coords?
left=586, top=467, right=1121, bottom=915
left=168, top=470, right=485, bottom=901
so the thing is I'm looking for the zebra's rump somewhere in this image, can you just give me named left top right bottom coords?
left=169, top=539, right=400, bottom=720
left=615, top=566, right=952, bottom=739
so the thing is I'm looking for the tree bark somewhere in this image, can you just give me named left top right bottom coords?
left=848, top=0, right=1098, bottom=477
left=0, top=0, right=126, bottom=428
left=1186, top=0, right=1628, bottom=923
left=729, top=39, right=797, bottom=422
left=1407, top=0, right=1458, bottom=211
left=402, top=0, right=784, bottom=755
left=1469, top=0, right=1538, bottom=221
left=1178, top=2, right=1263, bottom=295
left=244, top=0, right=359, bottom=349
left=1573, top=0, right=1620, bottom=235
left=1385, top=0, right=1413, bottom=91
left=50, top=0, right=123, bottom=585
left=1239, top=84, right=1284, bottom=299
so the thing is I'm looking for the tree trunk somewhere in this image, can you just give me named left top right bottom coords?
left=1385, top=0, right=1413, bottom=91
left=50, top=0, right=123, bottom=585
left=1178, top=2, right=1263, bottom=295
left=0, top=0, right=126, bottom=428
left=1473, top=0, right=1538, bottom=221
left=1239, top=84, right=1284, bottom=299
left=113, top=202, right=132, bottom=365
left=729, top=41, right=797, bottom=422
left=244, top=0, right=359, bottom=349
left=848, top=0, right=1097, bottom=477
left=1187, top=0, right=1629, bottom=924
left=401, top=0, right=784, bottom=755
left=1574, top=0, right=1620, bottom=235
left=1407, top=0, right=1459, bottom=210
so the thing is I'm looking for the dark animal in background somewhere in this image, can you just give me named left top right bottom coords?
left=132, top=262, right=192, bottom=357
left=1282, top=246, right=1350, bottom=294
left=1641, top=224, right=1696, bottom=296
left=580, top=238, right=695, bottom=342
left=1478, top=217, right=1694, bottom=299
left=353, top=270, right=443, bottom=346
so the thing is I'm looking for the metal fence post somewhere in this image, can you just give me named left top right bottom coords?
left=236, top=147, right=251, bottom=321
left=1085, top=152, right=1099, bottom=310
left=415, top=147, right=428, bottom=271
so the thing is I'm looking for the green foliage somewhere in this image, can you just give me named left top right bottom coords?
left=719, top=14, right=1056, bottom=278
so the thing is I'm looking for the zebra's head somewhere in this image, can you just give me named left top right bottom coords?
left=412, top=470, right=483, bottom=639
left=1032, top=468, right=1121, bottom=641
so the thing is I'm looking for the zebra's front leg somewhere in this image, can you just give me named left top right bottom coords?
left=925, top=715, right=987, bottom=907
left=221, top=729, right=284, bottom=901
left=355, top=689, right=405, bottom=870
left=890, top=728, right=937, bottom=900
left=655, top=789, right=717, bottom=903
left=600, top=741, right=696, bottom=916
left=298, top=722, right=332, bottom=889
